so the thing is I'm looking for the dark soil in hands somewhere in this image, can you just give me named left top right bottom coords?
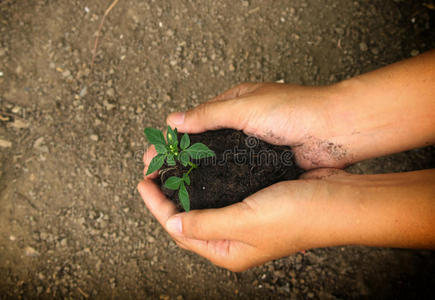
left=160, top=129, right=304, bottom=211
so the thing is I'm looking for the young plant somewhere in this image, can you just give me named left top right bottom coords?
left=144, top=126, right=215, bottom=211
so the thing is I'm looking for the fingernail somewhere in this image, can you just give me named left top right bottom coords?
left=166, top=216, right=182, bottom=235
left=169, top=112, right=185, bottom=125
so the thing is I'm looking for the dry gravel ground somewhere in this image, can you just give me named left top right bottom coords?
left=1, top=0, right=435, bottom=299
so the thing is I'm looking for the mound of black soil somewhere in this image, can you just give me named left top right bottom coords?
left=159, top=129, right=304, bottom=211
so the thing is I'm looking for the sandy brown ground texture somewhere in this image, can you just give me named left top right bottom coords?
left=1, top=0, right=435, bottom=299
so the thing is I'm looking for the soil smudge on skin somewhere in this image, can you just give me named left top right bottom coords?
left=295, top=136, right=350, bottom=168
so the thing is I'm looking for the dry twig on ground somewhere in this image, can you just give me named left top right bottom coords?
left=90, top=0, right=120, bottom=68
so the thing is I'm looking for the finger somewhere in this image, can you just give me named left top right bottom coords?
left=143, top=146, right=159, bottom=179
left=165, top=201, right=254, bottom=241
left=166, top=83, right=262, bottom=133
left=137, top=180, right=178, bottom=228
left=166, top=98, right=248, bottom=133
left=300, top=168, right=348, bottom=180
left=178, top=237, right=262, bottom=272
left=209, top=83, right=260, bottom=102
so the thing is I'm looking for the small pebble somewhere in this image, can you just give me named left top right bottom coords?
left=166, top=29, right=174, bottom=36
left=40, top=232, right=48, bottom=240
left=79, top=86, right=87, bottom=97
left=106, top=88, right=115, bottom=97
left=33, top=137, right=44, bottom=149
left=11, top=106, right=21, bottom=113
left=25, top=246, right=40, bottom=257
left=371, top=47, right=379, bottom=55
left=359, top=42, right=368, bottom=52
left=15, top=65, right=23, bottom=74
left=62, top=70, right=71, bottom=77
left=103, top=100, right=116, bottom=110
left=8, top=119, right=29, bottom=129
left=0, top=139, right=12, bottom=148
left=90, top=134, right=99, bottom=141
left=335, top=27, right=344, bottom=35
left=410, top=49, right=419, bottom=57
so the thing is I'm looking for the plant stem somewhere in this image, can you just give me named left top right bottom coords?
left=186, top=161, right=197, bottom=176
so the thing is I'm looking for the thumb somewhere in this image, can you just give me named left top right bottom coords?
left=209, top=82, right=261, bottom=102
left=166, top=83, right=260, bottom=133
left=165, top=202, right=252, bottom=241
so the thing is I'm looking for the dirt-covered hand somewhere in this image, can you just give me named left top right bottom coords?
left=166, top=83, right=351, bottom=169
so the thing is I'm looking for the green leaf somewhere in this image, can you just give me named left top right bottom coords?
left=179, top=182, right=190, bottom=212
left=154, top=143, right=167, bottom=154
left=166, top=126, right=178, bottom=147
left=185, top=143, right=215, bottom=159
left=182, top=173, right=190, bottom=185
left=179, top=151, right=190, bottom=166
left=144, top=128, right=166, bottom=146
left=164, top=176, right=182, bottom=190
left=180, top=133, right=190, bottom=150
left=146, top=154, right=165, bottom=175
left=166, top=154, right=176, bottom=166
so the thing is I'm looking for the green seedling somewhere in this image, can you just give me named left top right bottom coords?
left=144, top=126, right=215, bottom=211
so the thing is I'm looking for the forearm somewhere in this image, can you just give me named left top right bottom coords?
left=326, top=50, right=435, bottom=164
left=306, top=169, right=435, bottom=250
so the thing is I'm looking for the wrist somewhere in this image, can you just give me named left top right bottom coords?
left=314, top=77, right=397, bottom=166
left=301, top=170, right=435, bottom=250
left=289, top=178, right=356, bottom=249
left=326, top=66, right=435, bottom=164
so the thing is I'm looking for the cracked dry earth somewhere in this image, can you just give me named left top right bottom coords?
left=1, top=0, right=434, bottom=299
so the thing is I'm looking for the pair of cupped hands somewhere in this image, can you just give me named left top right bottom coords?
left=138, top=82, right=365, bottom=271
